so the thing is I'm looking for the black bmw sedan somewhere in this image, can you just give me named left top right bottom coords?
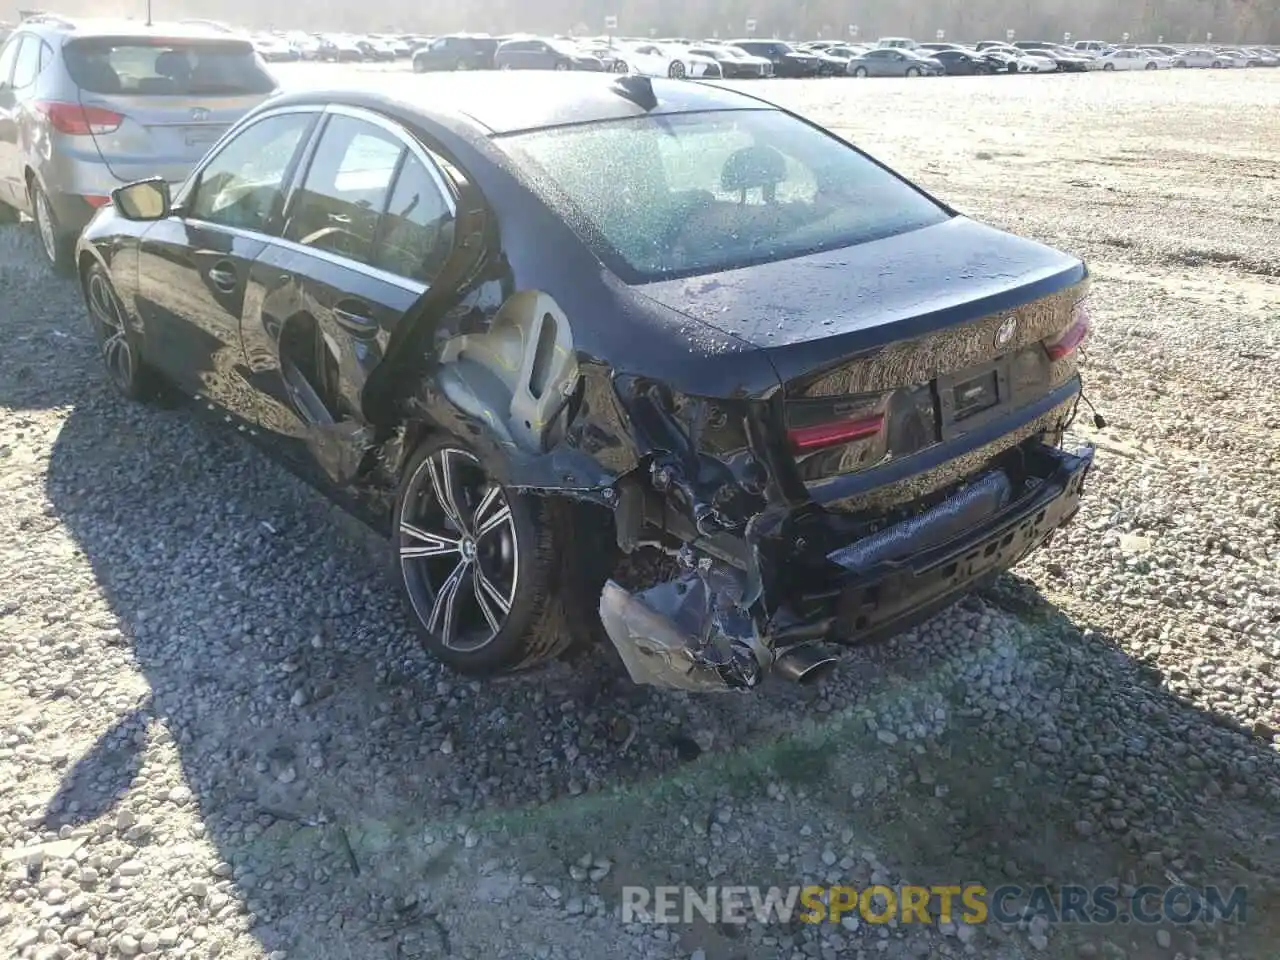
left=77, top=73, right=1095, bottom=692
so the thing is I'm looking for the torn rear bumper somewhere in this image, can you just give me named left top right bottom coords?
left=822, top=442, right=1092, bottom=642
left=600, top=441, right=1092, bottom=692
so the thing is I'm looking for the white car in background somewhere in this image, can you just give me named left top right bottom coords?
left=615, top=41, right=722, bottom=78
left=1014, top=50, right=1058, bottom=72
left=1214, top=49, right=1252, bottom=67
left=1174, top=48, right=1226, bottom=68
left=1095, top=49, right=1165, bottom=70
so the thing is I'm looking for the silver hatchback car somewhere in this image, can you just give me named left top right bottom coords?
left=0, top=15, right=277, bottom=271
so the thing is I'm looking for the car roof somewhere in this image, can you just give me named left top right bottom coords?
left=17, top=16, right=250, bottom=41
left=263, top=73, right=774, bottom=136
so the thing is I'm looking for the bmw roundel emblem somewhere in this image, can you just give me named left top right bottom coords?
left=995, top=315, right=1017, bottom=348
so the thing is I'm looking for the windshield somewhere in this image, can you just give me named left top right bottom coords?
left=500, top=109, right=949, bottom=283
left=65, top=37, right=275, bottom=95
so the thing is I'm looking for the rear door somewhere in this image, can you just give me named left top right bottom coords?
left=62, top=35, right=277, bottom=186
left=135, top=108, right=318, bottom=418
left=245, top=107, right=458, bottom=482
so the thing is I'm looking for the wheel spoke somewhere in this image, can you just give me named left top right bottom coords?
left=472, top=484, right=502, bottom=530
left=472, top=567, right=503, bottom=634
left=427, top=557, right=470, bottom=647
left=475, top=503, right=511, bottom=539
left=103, top=331, right=130, bottom=379
left=426, top=451, right=468, bottom=534
left=399, top=521, right=461, bottom=559
left=475, top=565, right=512, bottom=617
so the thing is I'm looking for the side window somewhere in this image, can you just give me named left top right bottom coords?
left=11, top=36, right=41, bottom=89
left=0, top=36, right=20, bottom=85
left=188, top=112, right=314, bottom=233
left=371, top=153, right=455, bottom=284
left=284, top=114, right=403, bottom=266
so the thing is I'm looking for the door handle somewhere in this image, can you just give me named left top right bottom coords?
left=207, top=263, right=237, bottom=292
left=333, top=303, right=378, bottom=338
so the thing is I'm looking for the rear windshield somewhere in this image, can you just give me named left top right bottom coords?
left=500, top=108, right=949, bottom=283
left=64, top=38, right=275, bottom=96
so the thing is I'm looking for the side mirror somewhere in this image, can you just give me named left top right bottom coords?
left=111, top=178, right=171, bottom=221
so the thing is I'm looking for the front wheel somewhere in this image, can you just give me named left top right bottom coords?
left=612, top=59, right=629, bottom=73
left=1211, top=61, right=1221, bottom=68
left=905, top=66, right=920, bottom=77
left=83, top=262, right=162, bottom=402
left=668, top=60, right=687, bottom=78
left=554, top=59, right=571, bottom=71
left=1145, top=61, right=1157, bottom=70
left=1102, top=62, right=1115, bottom=71
left=853, top=66, right=868, bottom=77
left=394, top=437, right=616, bottom=677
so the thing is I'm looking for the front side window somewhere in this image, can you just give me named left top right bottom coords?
left=187, top=112, right=314, bottom=232
left=284, top=114, right=403, bottom=265
left=501, top=108, right=949, bottom=283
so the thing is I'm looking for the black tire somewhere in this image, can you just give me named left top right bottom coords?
left=853, top=66, right=868, bottom=77
left=905, top=66, right=920, bottom=77
left=30, top=181, right=74, bottom=274
left=82, top=261, right=164, bottom=402
left=1212, top=61, right=1221, bottom=68
left=612, top=59, right=629, bottom=73
left=668, top=60, right=686, bottom=78
left=393, top=434, right=616, bottom=677
left=1103, top=62, right=1115, bottom=71
left=1145, top=61, right=1157, bottom=70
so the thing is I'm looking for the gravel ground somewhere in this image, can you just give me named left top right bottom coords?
left=2, top=68, right=1279, bottom=960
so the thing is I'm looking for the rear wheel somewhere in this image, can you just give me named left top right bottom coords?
left=668, top=60, right=687, bottom=78
left=394, top=435, right=616, bottom=677
left=905, top=66, right=920, bottom=77
left=30, top=181, right=74, bottom=274
left=455, top=59, right=470, bottom=71
left=554, top=59, right=571, bottom=71
left=1145, top=61, right=1157, bottom=70
left=612, top=59, right=629, bottom=73
left=1211, top=60, right=1222, bottom=68
left=1102, top=62, right=1115, bottom=71
left=412, top=58, right=426, bottom=73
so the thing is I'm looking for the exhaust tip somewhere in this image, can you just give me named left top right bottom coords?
left=774, top=646, right=840, bottom=684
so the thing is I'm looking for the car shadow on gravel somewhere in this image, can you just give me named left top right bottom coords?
left=36, top=382, right=1280, bottom=959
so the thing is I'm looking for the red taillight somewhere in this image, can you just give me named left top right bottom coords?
left=35, top=101, right=124, bottom=136
left=787, top=414, right=884, bottom=453
left=1045, top=301, right=1092, bottom=361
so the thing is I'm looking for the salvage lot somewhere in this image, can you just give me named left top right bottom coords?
left=2, top=65, right=1280, bottom=960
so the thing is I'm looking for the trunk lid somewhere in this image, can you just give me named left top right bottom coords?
left=635, top=216, right=1089, bottom=501
left=64, top=35, right=276, bottom=184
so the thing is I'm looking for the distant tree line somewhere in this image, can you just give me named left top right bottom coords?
left=6, top=0, right=1277, bottom=43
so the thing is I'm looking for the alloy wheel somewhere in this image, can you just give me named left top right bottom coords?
left=34, top=189, right=58, bottom=265
left=398, top=448, right=519, bottom=652
left=668, top=60, right=687, bottom=78
left=86, top=271, right=136, bottom=391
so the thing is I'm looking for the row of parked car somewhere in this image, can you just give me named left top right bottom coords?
left=253, top=30, right=1280, bottom=78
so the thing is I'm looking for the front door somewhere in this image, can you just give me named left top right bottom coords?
left=134, top=109, right=318, bottom=418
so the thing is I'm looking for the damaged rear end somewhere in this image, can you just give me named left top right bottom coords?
left=599, top=220, right=1096, bottom=692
